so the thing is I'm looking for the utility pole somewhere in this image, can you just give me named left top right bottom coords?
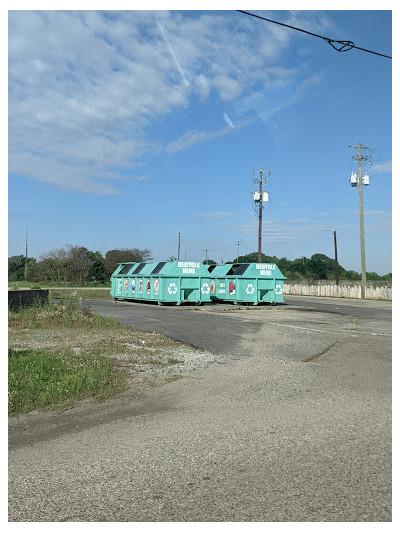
left=349, top=143, right=372, bottom=300
left=333, top=230, right=339, bottom=286
left=252, top=169, right=270, bottom=263
left=177, top=232, right=181, bottom=261
left=24, top=227, right=28, bottom=282
left=235, top=241, right=241, bottom=263
left=202, top=249, right=211, bottom=265
left=324, top=229, right=339, bottom=285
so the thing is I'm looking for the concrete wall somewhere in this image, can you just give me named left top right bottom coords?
left=284, top=280, right=392, bottom=300
left=8, top=289, right=49, bottom=310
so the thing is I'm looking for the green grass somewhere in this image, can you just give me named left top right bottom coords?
left=8, top=281, right=111, bottom=288
left=8, top=294, right=185, bottom=415
left=8, top=295, right=120, bottom=330
left=49, top=288, right=111, bottom=300
left=8, top=348, right=129, bottom=415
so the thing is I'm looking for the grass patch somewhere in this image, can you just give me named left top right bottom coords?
left=49, top=288, right=111, bottom=300
left=164, top=375, right=183, bottom=383
left=8, top=281, right=111, bottom=288
left=8, top=294, right=120, bottom=330
left=8, top=348, right=129, bottom=415
left=8, top=293, right=190, bottom=415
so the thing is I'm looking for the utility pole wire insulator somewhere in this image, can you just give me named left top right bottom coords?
left=236, top=10, right=392, bottom=59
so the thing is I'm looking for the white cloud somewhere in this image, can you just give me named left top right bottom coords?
left=370, top=161, right=392, bottom=174
left=8, top=10, right=330, bottom=194
left=223, top=112, right=235, bottom=128
left=165, top=126, right=234, bottom=153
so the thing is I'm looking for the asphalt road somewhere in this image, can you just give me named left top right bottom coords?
left=9, top=295, right=392, bottom=522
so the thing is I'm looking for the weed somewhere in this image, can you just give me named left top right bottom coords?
left=8, top=296, right=189, bottom=414
left=164, top=375, right=183, bottom=383
left=8, top=348, right=129, bottom=415
left=167, top=357, right=183, bottom=364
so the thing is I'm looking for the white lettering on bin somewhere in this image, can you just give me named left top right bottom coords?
left=178, top=262, right=200, bottom=268
left=256, top=264, right=276, bottom=270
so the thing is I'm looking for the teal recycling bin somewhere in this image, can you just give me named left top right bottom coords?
left=209, top=263, right=286, bottom=305
left=111, top=261, right=162, bottom=301
left=110, top=262, right=137, bottom=299
left=111, top=261, right=212, bottom=305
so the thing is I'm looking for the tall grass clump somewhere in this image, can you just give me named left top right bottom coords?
left=8, top=293, right=122, bottom=331
left=8, top=348, right=129, bottom=415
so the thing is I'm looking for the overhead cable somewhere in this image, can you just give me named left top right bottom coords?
left=236, top=10, right=392, bottom=59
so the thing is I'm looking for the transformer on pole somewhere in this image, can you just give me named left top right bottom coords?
left=252, top=169, right=270, bottom=263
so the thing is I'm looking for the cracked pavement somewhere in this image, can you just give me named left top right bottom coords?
left=9, top=296, right=391, bottom=522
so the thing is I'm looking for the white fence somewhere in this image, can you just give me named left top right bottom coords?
left=284, top=281, right=392, bottom=301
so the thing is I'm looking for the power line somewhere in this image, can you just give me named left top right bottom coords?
left=236, top=10, right=392, bottom=60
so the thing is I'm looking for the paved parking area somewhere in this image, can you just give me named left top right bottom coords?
left=9, top=297, right=392, bottom=522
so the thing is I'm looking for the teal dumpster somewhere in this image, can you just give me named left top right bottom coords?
left=111, top=261, right=212, bottom=305
left=209, top=262, right=286, bottom=305
left=110, top=261, right=161, bottom=300
left=110, top=262, right=137, bottom=299
left=128, top=261, right=160, bottom=301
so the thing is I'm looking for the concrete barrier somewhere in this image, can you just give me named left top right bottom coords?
left=284, top=280, right=391, bottom=300
left=8, top=289, right=49, bottom=310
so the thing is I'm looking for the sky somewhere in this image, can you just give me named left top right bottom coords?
left=7, top=4, right=393, bottom=275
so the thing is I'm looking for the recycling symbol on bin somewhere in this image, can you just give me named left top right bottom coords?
left=246, top=284, right=255, bottom=295
left=275, top=285, right=283, bottom=295
left=168, top=282, right=178, bottom=295
left=201, top=283, right=210, bottom=294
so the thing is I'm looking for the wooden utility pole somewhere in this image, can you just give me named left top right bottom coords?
left=324, top=229, right=339, bottom=286
left=252, top=169, right=270, bottom=263
left=235, top=241, right=241, bottom=263
left=257, top=172, right=262, bottom=263
left=333, top=230, right=339, bottom=286
left=202, top=249, right=211, bottom=265
left=24, top=227, right=28, bottom=282
left=349, top=143, right=371, bottom=299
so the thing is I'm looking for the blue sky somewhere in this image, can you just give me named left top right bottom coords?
left=8, top=6, right=393, bottom=274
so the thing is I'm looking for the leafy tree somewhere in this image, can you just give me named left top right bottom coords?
left=8, top=255, right=36, bottom=281
left=89, top=251, right=106, bottom=284
left=340, top=270, right=361, bottom=281
left=36, top=247, right=69, bottom=283
left=308, top=253, right=339, bottom=280
left=366, top=271, right=383, bottom=281
left=202, top=259, right=217, bottom=265
left=289, top=257, right=309, bottom=276
left=235, top=252, right=274, bottom=264
left=8, top=255, right=25, bottom=276
left=104, top=248, right=152, bottom=278
left=65, top=245, right=91, bottom=286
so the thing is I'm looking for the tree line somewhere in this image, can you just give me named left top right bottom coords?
left=9, top=247, right=391, bottom=285
left=226, top=252, right=391, bottom=281
left=8, top=246, right=152, bottom=285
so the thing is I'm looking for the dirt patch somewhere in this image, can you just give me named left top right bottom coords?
left=8, top=325, right=218, bottom=395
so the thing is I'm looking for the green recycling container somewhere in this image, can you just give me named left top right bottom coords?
left=110, top=262, right=137, bottom=299
left=110, top=261, right=159, bottom=300
left=111, top=260, right=212, bottom=305
left=209, top=262, right=286, bottom=305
